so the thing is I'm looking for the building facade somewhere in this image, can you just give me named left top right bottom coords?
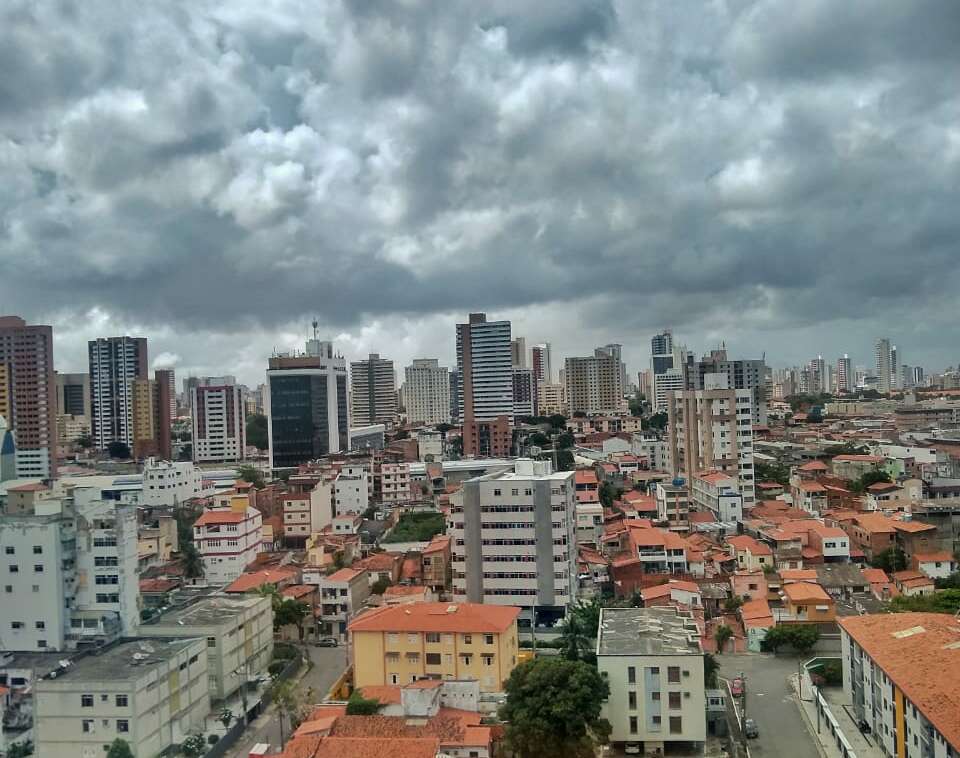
left=192, top=377, right=246, bottom=463
left=351, top=353, right=398, bottom=427
left=512, top=368, right=537, bottom=420
left=684, top=349, right=769, bottom=425
left=192, top=498, right=264, bottom=585
left=531, top=343, right=552, bottom=383
left=457, top=313, right=513, bottom=458
left=537, top=382, right=566, bottom=416
left=564, top=354, right=624, bottom=416
left=404, top=359, right=451, bottom=426
left=88, top=336, right=148, bottom=451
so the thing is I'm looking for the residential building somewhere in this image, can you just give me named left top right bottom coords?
left=141, top=458, right=207, bottom=507
left=632, top=434, right=671, bottom=472
left=536, top=381, right=566, bottom=416
left=267, top=338, right=348, bottom=469
left=597, top=607, right=705, bottom=755
left=531, top=343, right=552, bottom=383
left=334, top=463, right=370, bottom=515
left=0, top=483, right=139, bottom=652
left=144, top=595, right=273, bottom=701
left=564, top=353, right=624, bottom=416
left=55, top=372, right=90, bottom=416
left=876, top=338, right=893, bottom=394
left=684, top=349, right=769, bottom=424
left=836, top=355, right=852, bottom=394
left=381, top=462, right=412, bottom=504
left=404, top=359, right=451, bottom=425
left=192, top=496, right=264, bottom=585
left=656, top=481, right=691, bottom=534
left=651, top=330, right=686, bottom=412
left=726, top=535, right=773, bottom=572
left=282, top=480, right=333, bottom=543
left=421, top=534, right=452, bottom=592
left=653, top=369, right=686, bottom=413
left=596, top=343, right=627, bottom=395
left=510, top=337, right=527, bottom=369
left=88, top=336, right=148, bottom=451
left=417, top=430, right=444, bottom=462
left=667, top=375, right=756, bottom=507
left=348, top=602, right=520, bottom=691
left=349, top=423, right=386, bottom=451
left=840, top=613, right=960, bottom=758
left=450, top=459, right=576, bottom=623
left=33, top=638, right=210, bottom=758
left=456, top=313, right=513, bottom=458
left=512, top=367, right=537, bottom=420
left=449, top=369, right=460, bottom=424
left=317, top=567, right=371, bottom=642
left=351, top=353, right=398, bottom=427
left=130, top=370, right=173, bottom=460
left=0, top=316, right=57, bottom=477
left=779, top=581, right=836, bottom=622
left=690, top=471, right=743, bottom=523
left=191, top=377, right=245, bottom=463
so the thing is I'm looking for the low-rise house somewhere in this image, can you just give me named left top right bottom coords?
left=830, top=454, right=884, bottom=481
left=739, top=598, right=774, bottom=652
left=354, top=552, right=404, bottom=587
left=730, top=571, right=767, bottom=602
left=318, top=568, right=371, bottom=642
left=792, top=480, right=828, bottom=515
left=891, top=570, right=935, bottom=597
left=383, top=585, right=435, bottom=605
left=421, top=534, right=452, bottom=592
left=779, top=581, right=836, bottom=623
left=656, top=481, right=691, bottom=534
left=860, top=567, right=898, bottom=600
left=726, top=536, right=773, bottom=572
left=912, top=551, right=957, bottom=580
left=224, top=566, right=299, bottom=594
left=640, top=579, right=702, bottom=609
left=814, top=564, right=868, bottom=599
left=691, top=471, right=743, bottom=523
left=576, top=501, right=605, bottom=546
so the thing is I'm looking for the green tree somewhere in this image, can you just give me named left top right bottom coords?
left=500, top=658, right=611, bottom=758
left=547, top=414, right=567, bottom=431
left=789, top=625, right=820, bottom=656
left=394, top=428, right=409, bottom=440
left=760, top=625, right=791, bottom=654
left=935, top=572, right=960, bottom=590
left=237, top=464, right=265, bottom=489
left=643, top=412, right=668, bottom=431
left=703, top=653, right=719, bottom=688
left=557, top=599, right=600, bottom=663
left=436, top=423, right=454, bottom=434
left=107, top=440, right=131, bottom=459
left=218, top=707, right=234, bottom=730
left=872, top=548, right=908, bottom=573
left=106, top=739, right=134, bottom=758
left=598, top=481, right=622, bottom=508
left=181, top=541, right=204, bottom=579
left=714, top=625, right=733, bottom=654
left=75, top=433, right=93, bottom=448
left=346, top=690, right=381, bottom=715
left=555, top=432, right=575, bottom=449
left=889, top=589, right=960, bottom=614
left=275, top=599, right=310, bottom=640
left=724, top=596, right=744, bottom=613
left=8, top=742, right=34, bottom=758
left=371, top=577, right=391, bottom=595
left=527, top=432, right=550, bottom=448
left=556, top=449, right=575, bottom=471
left=851, top=469, right=892, bottom=494
left=383, top=511, right=445, bottom=543
left=180, top=733, right=207, bottom=757
left=754, top=460, right=791, bottom=486
left=246, top=413, right=268, bottom=450
left=269, top=679, right=306, bottom=748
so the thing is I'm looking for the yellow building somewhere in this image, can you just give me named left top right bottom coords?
left=348, top=602, right=521, bottom=692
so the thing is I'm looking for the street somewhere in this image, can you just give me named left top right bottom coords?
left=226, top=645, right=346, bottom=757
left=718, top=654, right=820, bottom=758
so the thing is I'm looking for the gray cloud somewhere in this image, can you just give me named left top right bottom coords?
left=1, top=0, right=959, bottom=384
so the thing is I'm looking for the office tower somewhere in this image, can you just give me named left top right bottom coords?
left=685, top=348, right=769, bottom=424
left=0, top=483, right=139, bottom=651
left=404, top=358, right=451, bottom=425
left=836, top=355, right=852, bottom=393
left=596, top=343, right=627, bottom=395
left=890, top=345, right=900, bottom=391
left=192, top=377, right=245, bottom=463
left=808, top=355, right=826, bottom=393
left=564, top=353, right=624, bottom=415
left=912, top=366, right=924, bottom=387
left=510, top=337, right=528, bottom=369
left=855, top=366, right=868, bottom=388
left=55, top=373, right=90, bottom=416
left=537, top=382, right=567, bottom=416
left=350, top=353, right=398, bottom=426
left=451, top=458, right=576, bottom=622
left=876, top=338, right=893, bottom=393
left=88, top=336, right=148, bottom=450
left=531, top=342, right=552, bottom=383
left=512, top=368, right=537, bottom=419
left=651, top=330, right=682, bottom=411
left=0, top=316, right=57, bottom=478
left=267, top=336, right=348, bottom=469
left=667, top=374, right=756, bottom=506
left=456, top=313, right=513, bottom=458
left=651, top=330, right=673, bottom=359
left=156, top=366, right=176, bottom=419
left=449, top=369, right=460, bottom=424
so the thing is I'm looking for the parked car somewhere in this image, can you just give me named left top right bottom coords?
left=624, top=744, right=641, bottom=755
left=316, top=637, right=339, bottom=647
left=744, top=719, right=759, bottom=739
left=730, top=677, right=744, bottom=697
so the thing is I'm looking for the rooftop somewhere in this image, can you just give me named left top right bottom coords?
left=35, top=638, right=201, bottom=683
left=782, top=581, right=832, bottom=603
left=597, top=607, right=702, bottom=656
left=348, top=602, right=520, bottom=634
left=147, top=595, right=267, bottom=627
left=224, top=567, right=298, bottom=593
left=325, top=568, right=366, bottom=583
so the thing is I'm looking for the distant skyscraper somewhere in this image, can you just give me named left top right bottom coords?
left=836, top=355, right=852, bottom=393
left=685, top=348, right=768, bottom=424
left=449, top=369, right=460, bottom=424
left=596, top=343, right=627, bottom=395
left=531, top=343, right=552, bottom=383
left=876, top=338, right=893, bottom=394
left=0, top=316, right=57, bottom=477
left=350, top=353, right=398, bottom=426
left=512, top=368, right=537, bottom=419
left=404, top=359, right=450, bottom=425
left=651, top=331, right=673, bottom=359
left=56, top=373, right=90, bottom=417
left=192, top=377, right=245, bottom=463
left=565, top=353, right=624, bottom=415
left=650, top=330, right=681, bottom=411
left=890, top=345, right=900, bottom=391
left=456, top=313, right=513, bottom=457
left=157, top=367, right=176, bottom=419
left=131, top=371, right=173, bottom=460
left=88, top=336, right=148, bottom=451
left=808, top=356, right=826, bottom=394
left=267, top=337, right=348, bottom=469
left=510, top=337, right=528, bottom=369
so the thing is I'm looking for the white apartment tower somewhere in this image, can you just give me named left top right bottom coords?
left=350, top=353, right=398, bottom=427
left=836, top=354, right=852, bottom=393
left=88, top=336, right=148, bottom=449
left=191, top=377, right=246, bottom=463
left=876, top=338, right=893, bottom=394
left=404, top=359, right=451, bottom=425
left=192, top=497, right=264, bottom=585
left=450, top=459, right=576, bottom=624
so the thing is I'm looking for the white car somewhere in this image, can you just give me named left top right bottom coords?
left=624, top=744, right=641, bottom=755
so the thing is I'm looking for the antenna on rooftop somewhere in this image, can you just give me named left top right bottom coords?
left=312, top=319, right=319, bottom=341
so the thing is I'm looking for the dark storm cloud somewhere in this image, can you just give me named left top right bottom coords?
left=1, top=0, right=959, bottom=379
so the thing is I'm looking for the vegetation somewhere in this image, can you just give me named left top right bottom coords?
left=714, top=625, right=733, bottom=654
left=724, top=596, right=744, bottom=613
left=256, top=585, right=309, bottom=638
left=75, top=433, right=93, bottom=448
left=628, top=396, right=646, bottom=417
left=500, top=658, right=611, bottom=758
left=703, top=653, right=719, bottom=688
left=828, top=442, right=869, bottom=456
left=180, top=734, right=207, bottom=757
left=371, top=577, right=391, bottom=595
left=237, top=463, right=265, bottom=489
left=527, top=431, right=550, bottom=448
left=346, top=690, right=381, bottom=715
left=268, top=679, right=309, bottom=748
left=598, top=481, right=622, bottom=508
left=246, top=413, right=268, bottom=450
left=888, top=589, right=960, bottom=615
left=871, top=547, right=908, bottom=573
left=934, top=572, right=960, bottom=590
left=181, top=541, right=204, bottom=579
left=557, top=598, right=601, bottom=664
left=555, top=431, right=575, bottom=449
left=556, top=449, right=575, bottom=471
left=218, top=707, right=235, bottom=729
left=785, top=393, right=833, bottom=412
left=383, top=511, right=445, bottom=543
left=754, top=460, right=791, bottom=486
left=642, top=411, right=668, bottom=431
left=761, top=625, right=820, bottom=655
left=850, top=469, right=892, bottom=494
left=107, top=440, right=131, bottom=459
left=106, top=740, right=134, bottom=758
left=809, top=660, right=843, bottom=687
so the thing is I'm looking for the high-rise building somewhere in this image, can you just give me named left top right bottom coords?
left=404, top=359, right=450, bottom=425
left=193, top=496, right=264, bottom=585
left=836, top=354, right=852, bottom=393
left=55, top=373, right=90, bottom=416
left=667, top=374, right=756, bottom=506
left=808, top=355, right=826, bottom=393
left=876, top=338, right=893, bottom=394
left=890, top=344, right=900, bottom=391
left=564, top=353, right=624, bottom=415
left=456, top=313, right=513, bottom=458
left=912, top=366, right=925, bottom=387
left=192, top=377, right=245, bottom=463
left=0, top=316, right=57, bottom=478
left=88, top=336, right=148, bottom=450
left=130, top=375, right=170, bottom=460
left=350, top=353, right=398, bottom=427
left=651, top=330, right=673, bottom=359
left=531, top=342, right=552, bottom=383
left=510, top=337, right=528, bottom=369
left=451, top=458, right=576, bottom=623
left=684, top=348, right=768, bottom=424
left=651, top=330, right=681, bottom=412
left=596, top=343, right=627, bottom=394
left=449, top=369, right=460, bottom=424
left=537, top=382, right=567, bottom=416
left=267, top=337, right=348, bottom=469
left=512, top=367, right=537, bottom=419
left=156, top=366, right=176, bottom=419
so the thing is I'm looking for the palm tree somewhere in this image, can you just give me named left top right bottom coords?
left=714, top=625, right=734, bottom=655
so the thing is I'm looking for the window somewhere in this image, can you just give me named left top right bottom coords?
left=651, top=691, right=661, bottom=701
left=627, top=666, right=636, bottom=684
left=34, top=564, right=43, bottom=573
left=207, top=637, right=217, bottom=648
left=648, top=666, right=660, bottom=675
left=461, top=654, right=473, bottom=666
left=463, top=634, right=473, bottom=645
left=35, top=621, right=45, bottom=630
left=406, top=653, right=420, bottom=663
left=3, top=586, right=10, bottom=593
left=3, top=547, right=12, bottom=555
left=116, top=695, right=128, bottom=707
left=484, top=634, right=494, bottom=645
left=493, top=489, right=501, bottom=496
left=652, top=716, right=661, bottom=730
left=426, top=632, right=441, bottom=643
left=482, top=655, right=494, bottom=666
left=33, top=546, right=42, bottom=554
left=81, top=694, right=94, bottom=707
left=425, top=653, right=442, bottom=665
left=669, top=717, right=682, bottom=734
left=629, top=716, right=638, bottom=734
left=667, top=666, right=681, bottom=683
left=628, top=691, right=637, bottom=710
left=8, top=565, right=18, bottom=573
left=407, top=633, right=418, bottom=644
left=117, top=719, right=129, bottom=733
left=669, top=692, right=682, bottom=709
left=10, top=622, right=23, bottom=630
left=82, top=719, right=94, bottom=733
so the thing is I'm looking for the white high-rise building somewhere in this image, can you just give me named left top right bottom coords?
left=876, top=338, right=893, bottom=394
left=88, top=336, right=148, bottom=450
left=350, top=353, right=398, bottom=427
left=450, top=458, right=576, bottom=624
left=141, top=458, right=207, bottom=507
left=404, top=359, right=451, bottom=425
left=192, top=377, right=246, bottom=463
left=456, top=313, right=514, bottom=458
left=836, top=354, right=852, bottom=393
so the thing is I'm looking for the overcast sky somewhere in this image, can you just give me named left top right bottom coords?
left=2, top=1, right=959, bottom=387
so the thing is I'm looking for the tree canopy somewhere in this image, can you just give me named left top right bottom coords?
left=889, top=589, right=960, bottom=614
left=237, top=464, right=265, bottom=489
left=761, top=624, right=820, bottom=654
left=106, top=740, right=135, bottom=758
left=246, top=413, right=268, bottom=450
left=500, top=658, right=611, bottom=758
left=642, top=411, right=668, bottom=431
left=383, top=511, right=445, bottom=543
left=754, top=460, right=791, bottom=486
left=346, top=690, right=381, bottom=715
left=107, top=440, right=131, bottom=459
left=871, top=547, right=907, bottom=573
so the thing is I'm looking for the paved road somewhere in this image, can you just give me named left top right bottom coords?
left=719, top=654, right=820, bottom=758
left=226, top=645, right=346, bottom=757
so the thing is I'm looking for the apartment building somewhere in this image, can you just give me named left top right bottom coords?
left=656, top=481, right=691, bottom=534
left=34, top=637, right=210, bottom=758
left=349, top=602, right=520, bottom=692
left=684, top=349, right=769, bottom=425
left=192, top=377, right=246, bottom=463
left=334, top=463, right=370, bottom=515
left=0, top=316, right=57, bottom=478
left=141, top=458, right=207, bottom=507
left=456, top=313, right=514, bottom=458
left=450, top=459, right=576, bottom=624
left=564, top=353, right=624, bottom=416
left=381, top=462, right=412, bottom=504
left=1, top=484, right=139, bottom=652
left=317, top=567, right=371, bottom=642
left=512, top=367, right=537, bottom=420
left=145, top=595, right=273, bottom=701
left=282, top=480, right=333, bottom=544
left=667, top=375, right=756, bottom=507
left=726, top=536, right=773, bottom=572
left=597, top=607, right=706, bottom=755
left=351, top=353, right=398, bottom=427
left=537, top=381, right=566, bottom=416
left=531, top=343, right=552, bottom=383
left=841, top=613, right=960, bottom=758
left=88, top=336, right=148, bottom=451
left=192, top=497, right=264, bottom=585
left=690, top=471, right=743, bottom=523
left=404, top=359, right=451, bottom=426
left=130, top=371, right=173, bottom=460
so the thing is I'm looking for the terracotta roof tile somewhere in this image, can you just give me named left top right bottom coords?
left=348, top=602, right=519, bottom=633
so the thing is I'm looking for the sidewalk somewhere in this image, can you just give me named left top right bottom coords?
left=789, top=674, right=880, bottom=758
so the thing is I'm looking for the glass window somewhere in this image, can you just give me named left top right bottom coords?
left=627, top=666, right=636, bottom=684
left=668, top=666, right=681, bottom=683
left=81, top=694, right=94, bottom=707
left=669, top=716, right=683, bottom=734
left=629, top=716, right=638, bottom=734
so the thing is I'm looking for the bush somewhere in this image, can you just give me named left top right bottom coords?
left=382, top=511, right=445, bottom=543
left=208, top=734, right=220, bottom=745
left=272, top=642, right=298, bottom=660
left=268, top=660, right=288, bottom=677
left=346, top=691, right=381, bottom=715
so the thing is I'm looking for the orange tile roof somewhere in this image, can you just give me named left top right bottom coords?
left=422, top=535, right=451, bottom=554
left=890, top=519, right=936, bottom=534
left=798, top=461, right=828, bottom=471
left=401, top=557, right=421, bottom=580
left=576, top=490, right=601, bottom=504
left=302, top=737, right=440, bottom=758
left=348, top=602, right=520, bottom=633
left=782, top=581, right=832, bottom=603
left=796, top=481, right=827, bottom=492
left=780, top=569, right=818, bottom=582
left=282, top=584, right=316, bottom=599
left=194, top=509, right=247, bottom=526
left=860, top=568, right=890, bottom=583
left=697, top=470, right=735, bottom=484
left=383, top=585, right=430, bottom=597
left=574, top=469, right=599, bottom=484
left=224, top=567, right=298, bottom=593
left=833, top=454, right=884, bottom=462
left=355, top=553, right=402, bottom=571
left=7, top=483, right=49, bottom=492
left=641, top=580, right=701, bottom=601
left=357, top=686, right=403, bottom=705
left=726, top=535, right=773, bottom=556
left=688, top=511, right=717, bottom=524
left=839, top=613, right=960, bottom=749
left=326, top=568, right=365, bottom=583
left=740, top=598, right=774, bottom=625
left=914, top=551, right=954, bottom=563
